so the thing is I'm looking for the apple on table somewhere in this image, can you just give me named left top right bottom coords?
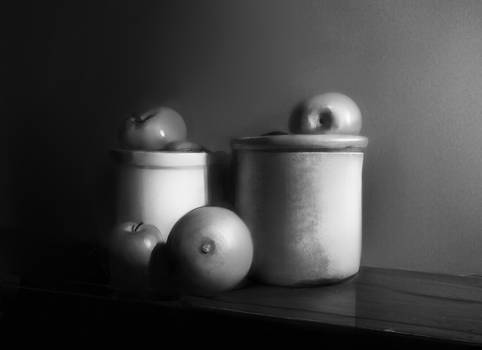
left=167, top=206, right=253, bottom=297
left=108, top=221, right=165, bottom=295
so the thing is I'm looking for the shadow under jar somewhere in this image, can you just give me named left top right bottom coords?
left=232, top=134, right=368, bottom=286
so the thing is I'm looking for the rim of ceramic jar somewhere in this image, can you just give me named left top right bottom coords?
left=231, top=134, right=368, bottom=152
left=110, top=149, right=211, bottom=168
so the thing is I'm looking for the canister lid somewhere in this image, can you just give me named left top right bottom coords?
left=110, top=149, right=209, bottom=168
left=232, top=134, right=368, bottom=152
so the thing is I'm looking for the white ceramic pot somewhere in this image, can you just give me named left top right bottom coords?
left=232, top=134, right=368, bottom=286
left=110, top=149, right=211, bottom=239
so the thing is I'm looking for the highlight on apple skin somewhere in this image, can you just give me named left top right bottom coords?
left=118, top=106, right=187, bottom=150
left=289, top=92, right=362, bottom=135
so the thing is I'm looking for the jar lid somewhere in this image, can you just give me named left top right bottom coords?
left=110, top=149, right=209, bottom=168
left=232, top=134, right=368, bottom=152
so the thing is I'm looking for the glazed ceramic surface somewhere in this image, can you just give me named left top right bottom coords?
left=233, top=135, right=367, bottom=286
left=111, top=149, right=209, bottom=239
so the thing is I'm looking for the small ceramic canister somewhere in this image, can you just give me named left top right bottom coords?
left=232, top=134, right=368, bottom=286
left=110, top=149, right=223, bottom=239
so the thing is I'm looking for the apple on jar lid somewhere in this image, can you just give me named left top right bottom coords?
left=289, top=92, right=361, bottom=135
left=118, top=106, right=187, bottom=151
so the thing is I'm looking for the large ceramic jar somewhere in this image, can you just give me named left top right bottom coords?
left=232, top=134, right=368, bottom=286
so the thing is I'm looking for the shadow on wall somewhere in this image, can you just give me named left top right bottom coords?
left=3, top=1, right=179, bottom=276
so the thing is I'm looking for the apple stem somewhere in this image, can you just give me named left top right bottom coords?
left=319, top=108, right=333, bottom=129
left=135, top=110, right=157, bottom=123
left=133, top=222, right=144, bottom=232
left=200, top=240, right=215, bottom=255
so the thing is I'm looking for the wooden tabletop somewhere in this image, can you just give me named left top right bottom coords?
left=183, top=267, right=482, bottom=346
left=1, top=264, right=481, bottom=346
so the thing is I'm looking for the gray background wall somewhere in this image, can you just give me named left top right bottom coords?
left=3, top=0, right=482, bottom=276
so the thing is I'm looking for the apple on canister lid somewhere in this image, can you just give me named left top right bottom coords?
left=289, top=92, right=362, bottom=135
left=119, top=106, right=187, bottom=150
left=108, top=221, right=165, bottom=295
